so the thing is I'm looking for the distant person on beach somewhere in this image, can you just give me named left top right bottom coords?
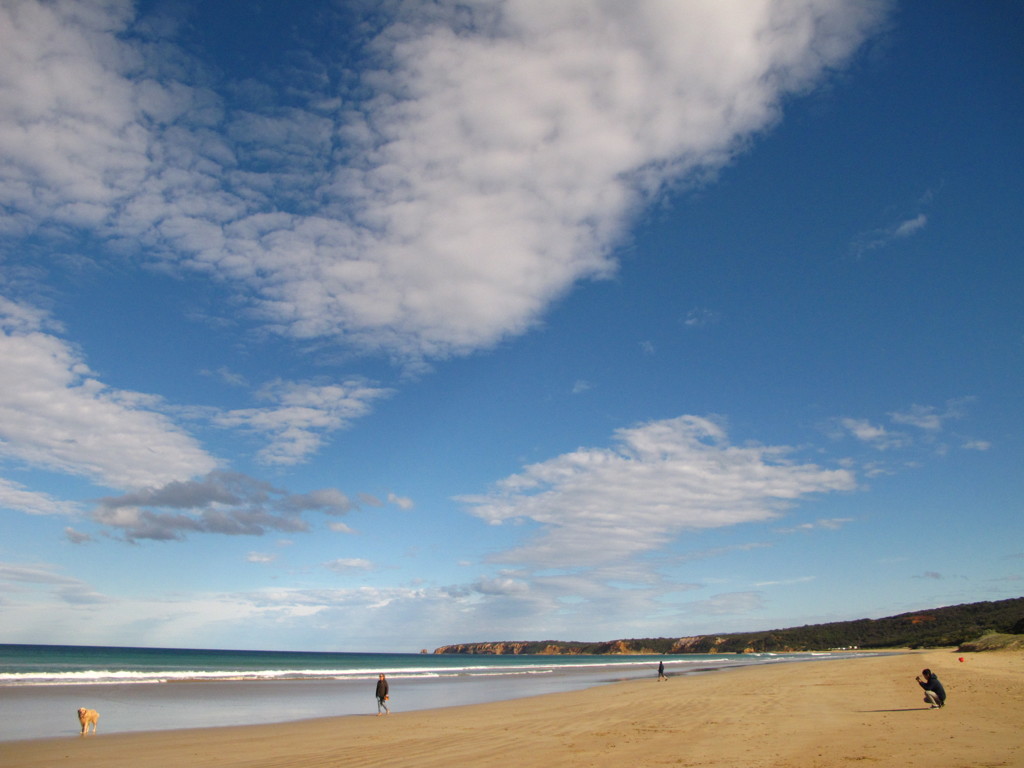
left=376, top=673, right=390, bottom=716
left=657, top=660, right=667, bottom=681
left=916, top=668, right=946, bottom=708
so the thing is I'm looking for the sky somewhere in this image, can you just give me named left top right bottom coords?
left=0, top=0, right=1021, bottom=654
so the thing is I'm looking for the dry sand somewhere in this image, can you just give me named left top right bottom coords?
left=2, top=648, right=1021, bottom=768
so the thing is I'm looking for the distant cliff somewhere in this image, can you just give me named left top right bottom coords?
left=433, top=597, right=1024, bottom=655
left=433, top=637, right=763, bottom=655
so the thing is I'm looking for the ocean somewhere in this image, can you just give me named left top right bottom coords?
left=0, top=643, right=864, bottom=741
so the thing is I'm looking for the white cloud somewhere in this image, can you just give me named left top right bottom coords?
left=387, top=492, right=414, bottom=510
left=753, top=575, right=816, bottom=587
left=214, top=380, right=393, bottom=465
left=0, top=477, right=82, bottom=516
left=850, top=203, right=930, bottom=257
left=1, top=0, right=887, bottom=360
left=894, top=213, right=927, bottom=237
left=571, top=379, right=593, bottom=395
left=0, top=562, right=109, bottom=606
left=325, top=558, right=374, bottom=572
left=962, top=440, right=991, bottom=451
left=684, top=307, right=720, bottom=328
left=777, top=517, right=853, bottom=533
left=0, top=298, right=218, bottom=490
left=838, top=417, right=908, bottom=450
left=459, top=415, right=856, bottom=570
left=889, top=400, right=967, bottom=431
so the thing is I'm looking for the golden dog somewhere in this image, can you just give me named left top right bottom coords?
left=77, top=707, right=99, bottom=735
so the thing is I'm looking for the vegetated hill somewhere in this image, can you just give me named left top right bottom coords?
left=434, top=597, right=1024, bottom=655
left=958, top=633, right=1024, bottom=652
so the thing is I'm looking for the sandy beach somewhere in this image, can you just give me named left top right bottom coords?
left=2, top=648, right=1021, bottom=768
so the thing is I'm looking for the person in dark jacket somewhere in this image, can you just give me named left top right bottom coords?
left=916, top=668, right=946, bottom=708
left=375, top=673, right=390, bottom=715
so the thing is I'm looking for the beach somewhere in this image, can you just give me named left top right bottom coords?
left=2, top=649, right=1021, bottom=768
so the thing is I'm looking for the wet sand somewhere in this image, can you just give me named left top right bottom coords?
left=2, top=649, right=1021, bottom=768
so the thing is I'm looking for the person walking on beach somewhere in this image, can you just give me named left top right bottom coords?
left=916, top=668, right=946, bottom=709
left=657, top=660, right=667, bottom=681
left=375, top=673, right=390, bottom=716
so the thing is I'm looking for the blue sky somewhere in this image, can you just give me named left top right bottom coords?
left=1, top=0, right=1021, bottom=653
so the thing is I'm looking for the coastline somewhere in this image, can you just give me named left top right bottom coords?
left=0, top=648, right=839, bottom=741
left=3, top=648, right=1021, bottom=767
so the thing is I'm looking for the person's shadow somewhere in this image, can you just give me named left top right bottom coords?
left=858, top=707, right=931, bottom=712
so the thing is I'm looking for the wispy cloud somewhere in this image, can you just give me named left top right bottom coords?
left=889, top=400, right=969, bottom=431
left=214, top=379, right=393, bottom=465
left=776, top=517, right=853, bottom=533
left=0, top=478, right=82, bottom=517
left=679, top=591, right=765, bottom=617
left=571, top=380, right=593, bottom=395
left=683, top=307, right=720, bottom=328
left=835, top=399, right=985, bottom=461
left=837, top=417, right=908, bottom=450
left=851, top=209, right=930, bottom=257
left=893, top=213, right=927, bottom=237
left=753, top=575, right=816, bottom=588
left=325, top=558, right=374, bottom=573
left=962, top=440, right=991, bottom=451
left=0, top=563, right=109, bottom=606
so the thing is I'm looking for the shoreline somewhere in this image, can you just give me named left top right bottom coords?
left=3, top=648, right=1022, bottom=767
left=0, top=650, right=857, bottom=742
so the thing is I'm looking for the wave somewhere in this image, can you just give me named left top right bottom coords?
left=0, top=655, right=753, bottom=687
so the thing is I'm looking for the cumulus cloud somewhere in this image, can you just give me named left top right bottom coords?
left=459, top=415, right=856, bottom=569
left=0, top=297, right=218, bottom=490
left=1, top=0, right=887, bottom=360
